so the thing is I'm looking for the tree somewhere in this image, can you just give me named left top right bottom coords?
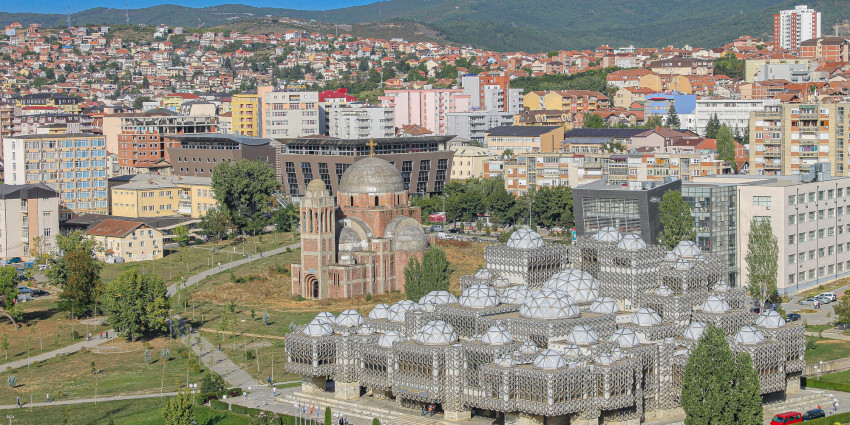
left=681, top=326, right=735, bottom=425
left=666, top=104, right=681, bottom=128
left=745, top=217, right=778, bottom=310
left=0, top=267, right=22, bottom=327
left=161, top=390, right=195, bottom=425
left=404, top=247, right=451, bottom=301
left=211, top=160, right=279, bottom=234
left=59, top=249, right=102, bottom=318
left=644, top=114, right=663, bottom=128
left=46, top=231, right=99, bottom=288
left=713, top=52, right=744, bottom=80
left=324, top=407, right=332, bottom=425
left=834, top=295, right=850, bottom=325
left=704, top=113, right=721, bottom=139
left=199, top=208, right=234, bottom=242
left=199, top=372, right=226, bottom=393
left=583, top=113, right=605, bottom=128
left=100, top=269, right=170, bottom=342
left=272, top=203, right=298, bottom=233
left=172, top=225, right=190, bottom=247
left=133, top=96, right=152, bottom=110
left=530, top=186, right=574, bottom=228
left=658, top=190, right=696, bottom=250
left=716, top=124, right=736, bottom=167
left=732, top=352, right=763, bottom=425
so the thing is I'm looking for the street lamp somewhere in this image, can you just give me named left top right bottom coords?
left=6, top=414, right=13, bottom=425
left=819, top=361, right=824, bottom=379
left=815, top=365, right=821, bottom=380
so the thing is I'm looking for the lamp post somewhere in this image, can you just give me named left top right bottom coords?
left=815, top=365, right=821, bottom=380
left=819, top=361, right=824, bottom=379
left=6, top=414, right=13, bottom=425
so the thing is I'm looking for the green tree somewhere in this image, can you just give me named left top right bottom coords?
left=745, top=218, right=778, bottom=310
left=211, top=160, right=279, bottom=234
left=272, top=203, right=298, bottom=233
left=713, top=52, right=744, bottom=80
left=732, top=352, right=763, bottom=425
left=172, top=225, right=190, bottom=247
left=583, top=113, right=605, bottom=128
left=161, top=390, right=195, bottom=425
left=644, top=114, right=663, bottom=128
left=0, top=267, right=22, bottom=327
left=658, top=190, right=696, bottom=250
left=834, top=295, right=850, bottom=325
left=666, top=104, right=681, bottom=128
left=704, top=113, right=721, bottom=139
left=199, top=372, right=226, bottom=393
left=404, top=247, right=451, bottom=301
left=681, top=326, right=735, bottom=425
left=199, top=208, right=234, bottom=241
left=100, top=269, right=170, bottom=342
left=46, top=230, right=100, bottom=289
left=716, top=124, right=736, bottom=167
left=530, top=186, right=574, bottom=228
left=132, top=96, right=152, bottom=110
left=59, top=249, right=102, bottom=318
left=324, top=407, right=332, bottom=425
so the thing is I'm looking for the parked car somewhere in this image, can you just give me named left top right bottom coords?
left=802, top=409, right=825, bottom=421
left=32, top=289, right=50, bottom=297
left=770, top=411, right=802, bottom=425
left=819, top=292, right=838, bottom=302
left=5, top=257, right=22, bottom=264
left=37, top=264, right=49, bottom=271
left=785, top=313, right=802, bottom=322
left=17, top=287, right=33, bottom=295
left=15, top=294, right=31, bottom=303
left=814, top=295, right=832, bottom=304
left=448, top=228, right=461, bottom=234
left=799, top=298, right=816, bottom=306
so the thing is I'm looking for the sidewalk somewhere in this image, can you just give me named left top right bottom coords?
left=181, top=328, right=260, bottom=391
left=0, top=331, right=116, bottom=372
left=0, top=391, right=177, bottom=410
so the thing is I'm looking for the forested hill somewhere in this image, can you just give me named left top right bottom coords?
left=1, top=0, right=848, bottom=51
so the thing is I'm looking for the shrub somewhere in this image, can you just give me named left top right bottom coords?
left=262, top=312, right=270, bottom=326
left=210, top=399, right=229, bottom=411
left=200, top=372, right=226, bottom=394
left=372, top=419, right=380, bottom=425
left=7, top=375, right=16, bottom=388
left=231, top=404, right=248, bottom=414
left=193, top=364, right=201, bottom=374
left=365, top=293, right=372, bottom=302
left=806, top=335, right=820, bottom=350
left=802, top=376, right=850, bottom=393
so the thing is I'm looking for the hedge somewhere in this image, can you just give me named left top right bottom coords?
left=209, top=399, right=229, bottom=411
left=231, top=404, right=248, bottom=415
left=802, top=377, right=850, bottom=393
left=804, top=412, right=850, bottom=425
left=246, top=407, right=263, bottom=417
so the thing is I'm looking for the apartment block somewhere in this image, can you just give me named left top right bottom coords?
left=450, top=146, right=489, bottom=180
left=774, top=5, right=821, bottom=51
left=461, top=74, right=523, bottom=113
left=379, top=89, right=471, bottom=135
left=166, top=134, right=277, bottom=179
left=484, top=126, right=564, bottom=157
left=231, top=92, right=260, bottom=137
left=686, top=98, right=779, bottom=136
left=86, top=219, right=164, bottom=262
left=3, top=134, right=109, bottom=218
left=257, top=87, right=320, bottom=138
left=681, top=180, right=740, bottom=284
left=327, top=105, right=395, bottom=139
left=101, top=111, right=219, bottom=162
left=0, top=184, right=59, bottom=259
left=446, top=110, right=515, bottom=144
left=16, top=93, right=81, bottom=115
left=800, top=37, right=850, bottom=62
left=110, top=174, right=216, bottom=218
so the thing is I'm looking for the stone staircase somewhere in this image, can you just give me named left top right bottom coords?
left=763, top=390, right=835, bottom=420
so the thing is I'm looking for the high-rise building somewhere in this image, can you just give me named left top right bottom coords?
left=257, top=87, right=321, bottom=138
left=0, top=183, right=59, bottom=259
left=327, top=105, right=395, bottom=139
left=774, top=5, right=821, bottom=51
left=231, top=92, right=260, bottom=137
left=461, top=74, right=523, bottom=113
left=379, top=89, right=471, bottom=135
left=446, top=110, right=515, bottom=144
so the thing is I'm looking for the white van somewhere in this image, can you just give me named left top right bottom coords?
left=819, top=292, right=838, bottom=301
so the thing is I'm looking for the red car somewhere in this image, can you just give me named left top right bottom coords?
left=770, top=411, right=802, bottom=425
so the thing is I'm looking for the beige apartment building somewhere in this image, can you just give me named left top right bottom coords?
left=110, top=174, right=216, bottom=218
left=484, top=126, right=564, bottom=157
left=0, top=184, right=59, bottom=259
left=450, top=146, right=489, bottom=180
left=257, top=86, right=320, bottom=138
left=86, top=219, right=164, bottom=262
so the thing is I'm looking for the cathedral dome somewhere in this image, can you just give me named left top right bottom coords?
left=338, top=158, right=404, bottom=194
left=394, top=225, right=429, bottom=252
left=307, top=179, right=327, bottom=192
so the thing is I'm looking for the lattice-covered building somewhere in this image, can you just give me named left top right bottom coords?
left=285, top=226, right=804, bottom=425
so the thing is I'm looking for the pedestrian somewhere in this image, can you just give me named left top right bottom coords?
left=99, top=331, right=103, bottom=339
left=338, top=416, right=344, bottom=425
left=46, top=393, right=49, bottom=403
left=106, top=331, right=109, bottom=338
left=421, top=405, right=426, bottom=416
left=268, top=376, right=272, bottom=386
left=273, top=387, right=277, bottom=397
left=16, top=396, right=20, bottom=407
left=818, top=404, right=821, bottom=410
left=344, top=417, right=349, bottom=425
left=218, top=343, right=221, bottom=351
left=218, top=262, right=221, bottom=269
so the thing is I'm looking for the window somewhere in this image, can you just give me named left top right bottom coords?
left=808, top=230, right=815, bottom=240
left=753, top=196, right=772, bottom=207
left=829, top=189, right=834, bottom=199
left=789, top=274, right=795, bottom=284
left=809, top=269, right=815, bottom=279
left=799, top=194, right=806, bottom=204
left=819, top=248, right=825, bottom=258
left=829, top=208, right=835, bottom=218
left=809, top=192, right=816, bottom=202
left=819, top=191, right=825, bottom=201
left=788, top=215, right=796, bottom=225
left=829, top=227, right=835, bottom=237
left=818, top=229, right=825, bottom=239
left=819, top=210, right=825, bottom=220
left=43, top=228, right=51, bottom=237
left=788, top=254, right=795, bottom=265
left=789, top=235, right=795, bottom=244
left=799, top=213, right=806, bottom=223
left=798, top=252, right=805, bottom=263
left=788, top=195, right=796, bottom=206
left=809, top=211, right=815, bottom=221
left=840, top=188, right=845, bottom=198
left=809, top=250, right=816, bottom=260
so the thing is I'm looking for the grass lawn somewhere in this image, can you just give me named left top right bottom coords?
left=801, top=274, right=850, bottom=299
left=806, top=338, right=850, bottom=364
left=436, top=240, right=488, bottom=293
left=817, top=369, right=850, bottom=385
left=5, top=397, right=251, bottom=424
left=198, top=330, right=300, bottom=384
left=805, top=324, right=834, bottom=333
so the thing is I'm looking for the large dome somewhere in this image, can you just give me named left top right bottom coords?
left=336, top=310, right=364, bottom=327
left=594, top=227, right=622, bottom=243
left=520, top=288, right=579, bottom=319
left=419, top=290, right=459, bottom=307
left=673, top=241, right=701, bottom=259
left=415, top=320, right=459, bottom=346
left=338, top=157, right=404, bottom=194
left=588, top=297, right=620, bottom=314
left=506, top=226, right=545, bottom=249
left=565, top=325, right=599, bottom=346
left=734, top=326, right=765, bottom=345
left=609, top=328, right=640, bottom=348
left=368, top=304, right=391, bottom=320
left=533, top=349, right=567, bottom=370
left=501, top=286, right=531, bottom=305
left=303, top=319, right=334, bottom=337
left=481, top=325, right=514, bottom=346
left=388, top=300, right=422, bottom=323
left=755, top=310, right=786, bottom=329
left=617, top=234, right=646, bottom=250
left=631, top=308, right=662, bottom=327
left=701, top=295, right=731, bottom=314
left=543, top=269, right=599, bottom=304
left=460, top=284, right=501, bottom=308
left=394, top=225, right=429, bottom=252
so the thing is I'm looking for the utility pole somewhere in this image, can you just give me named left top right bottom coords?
left=125, top=0, right=130, bottom=25
left=66, top=4, right=71, bottom=28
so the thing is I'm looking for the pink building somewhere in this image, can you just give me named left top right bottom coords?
left=379, top=89, right=471, bottom=135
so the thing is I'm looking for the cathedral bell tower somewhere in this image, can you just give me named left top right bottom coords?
left=297, top=179, right=336, bottom=299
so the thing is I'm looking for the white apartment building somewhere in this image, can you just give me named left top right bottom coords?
left=446, top=110, right=515, bottom=143
left=684, top=98, right=779, bottom=136
left=774, top=5, right=821, bottom=51
left=257, top=88, right=320, bottom=138
left=379, top=89, right=471, bottom=135
left=0, top=184, right=59, bottom=259
left=327, top=105, right=395, bottom=139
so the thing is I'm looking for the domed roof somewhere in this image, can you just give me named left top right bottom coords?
left=711, top=280, right=731, bottom=292
left=562, top=344, right=583, bottom=358
left=520, top=288, right=580, bottom=320
left=388, top=300, right=422, bottom=323
left=415, top=320, right=459, bottom=346
left=494, top=353, right=516, bottom=367
left=357, top=325, right=375, bottom=335
left=506, top=226, right=545, bottom=250
left=673, top=259, right=693, bottom=270
left=631, top=308, right=662, bottom=327
left=755, top=310, right=786, bottom=329
left=566, top=325, right=599, bottom=346
left=534, top=349, right=567, bottom=370
left=303, top=319, right=334, bottom=337
left=543, top=269, right=599, bottom=304
left=475, top=268, right=495, bottom=280
left=306, top=179, right=327, bottom=192
left=609, top=328, right=641, bottom=348
left=394, top=225, right=429, bottom=252
left=501, top=286, right=531, bottom=305
left=654, top=285, right=674, bottom=296
left=673, top=241, right=701, bottom=259
left=460, top=284, right=501, bottom=308
left=378, top=331, right=400, bottom=348
left=734, top=326, right=765, bottom=345
left=595, top=353, right=616, bottom=366
left=481, top=325, right=514, bottom=346
left=618, top=234, right=646, bottom=250
left=610, top=347, right=624, bottom=361
left=314, top=312, right=336, bottom=324
left=588, top=297, right=620, bottom=314
left=336, top=310, right=364, bottom=327
left=338, top=157, right=404, bottom=194
left=594, top=227, right=622, bottom=243
left=491, top=276, right=511, bottom=288
left=701, top=295, right=731, bottom=314
left=419, top=290, right=459, bottom=307
left=683, top=322, right=708, bottom=341
left=368, top=304, right=391, bottom=320
left=664, top=251, right=678, bottom=262
left=519, top=340, right=540, bottom=355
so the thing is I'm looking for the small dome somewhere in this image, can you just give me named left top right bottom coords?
left=673, top=259, right=692, bottom=270
left=664, top=251, right=678, bottom=262
left=338, top=157, right=404, bottom=194
left=755, top=310, right=786, bottom=329
left=395, top=225, right=429, bottom=252
left=562, top=344, right=583, bottom=358
left=303, top=319, right=334, bottom=337
left=701, top=295, right=731, bottom=314
left=475, top=268, right=495, bottom=280
left=711, top=280, right=731, bottom=292
left=610, top=347, right=624, bottom=361
left=610, top=328, right=640, bottom=348
left=543, top=269, right=599, bottom=304
left=595, top=353, right=616, bottom=365
left=388, top=300, right=422, bottom=323
left=306, top=179, right=327, bottom=192
left=501, top=286, right=531, bottom=305
left=419, top=290, right=459, bottom=307
left=415, top=320, right=459, bottom=346
left=594, top=226, right=622, bottom=243
left=734, top=326, right=765, bottom=345
left=520, top=288, right=580, bottom=319
left=566, top=325, right=599, bottom=346
left=491, top=276, right=511, bottom=288
left=481, top=325, right=514, bottom=346
left=368, top=304, right=391, bottom=320
left=654, top=285, right=674, bottom=296
left=314, top=312, right=336, bottom=324
left=519, top=341, right=540, bottom=355
left=673, top=241, right=701, bottom=259
left=494, top=353, right=516, bottom=367
left=588, top=297, right=620, bottom=314
left=683, top=322, right=707, bottom=341
left=357, top=325, right=375, bottom=335
left=617, top=234, right=646, bottom=250
left=533, top=349, right=568, bottom=370
left=631, top=308, right=662, bottom=327
left=460, top=284, right=501, bottom=308
left=506, top=226, right=545, bottom=250
left=378, top=331, right=400, bottom=348
left=336, top=310, right=364, bottom=327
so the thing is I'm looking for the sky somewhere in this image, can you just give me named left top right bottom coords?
left=2, top=0, right=375, bottom=14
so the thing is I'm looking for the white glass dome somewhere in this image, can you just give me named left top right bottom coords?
left=609, top=328, right=640, bottom=348
left=701, top=295, right=731, bottom=314
left=595, top=353, right=616, bottom=365
left=474, top=268, right=495, bottom=280
left=494, top=353, right=516, bottom=367
left=303, top=319, right=334, bottom=337
left=682, top=322, right=707, bottom=341
left=594, top=226, right=622, bottom=243
left=419, top=290, right=459, bottom=307
left=378, top=331, right=400, bottom=348
left=711, top=280, right=731, bottom=292
left=673, top=241, right=701, bottom=258
left=631, top=308, right=662, bottom=327
left=314, top=312, right=336, bottom=324
left=543, top=269, right=599, bottom=304
left=654, top=285, right=674, bottom=296
left=617, top=234, right=646, bottom=250
left=533, top=349, right=568, bottom=370
left=588, top=297, right=620, bottom=314
left=562, top=344, right=583, bottom=358
left=565, top=325, right=599, bottom=346
left=368, top=304, right=391, bottom=320
left=734, top=326, right=765, bottom=345
left=610, top=346, right=624, bottom=361
left=459, top=284, right=501, bottom=308
left=481, top=325, right=514, bottom=346
left=357, top=325, right=375, bottom=335
left=388, top=300, right=422, bottom=323
left=673, top=259, right=692, bottom=270
left=491, top=276, right=511, bottom=288
left=755, top=310, right=786, bottom=329
left=336, top=310, right=364, bottom=327
left=664, top=251, right=678, bottom=262
left=520, top=288, right=580, bottom=319
left=415, top=320, right=459, bottom=346
left=519, top=340, right=539, bottom=354
left=501, top=286, right=531, bottom=305
left=506, top=226, right=545, bottom=250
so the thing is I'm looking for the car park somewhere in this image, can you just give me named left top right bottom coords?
left=802, top=409, right=825, bottom=421
left=799, top=298, right=816, bottom=306
left=785, top=313, right=801, bottom=322
left=17, top=286, right=33, bottom=295
left=819, top=292, right=838, bottom=302
left=31, top=289, right=50, bottom=297
left=814, top=295, right=832, bottom=304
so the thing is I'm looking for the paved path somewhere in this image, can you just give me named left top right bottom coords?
left=181, top=329, right=260, bottom=391
left=0, top=331, right=117, bottom=372
left=0, top=391, right=178, bottom=410
left=782, top=284, right=850, bottom=326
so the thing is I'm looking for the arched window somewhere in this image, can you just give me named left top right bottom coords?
left=350, top=196, right=354, bottom=206
left=374, top=196, right=379, bottom=207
